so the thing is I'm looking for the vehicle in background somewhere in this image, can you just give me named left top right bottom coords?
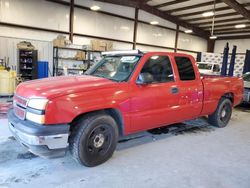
left=243, top=72, right=250, bottom=103
left=8, top=50, right=243, bottom=167
left=197, top=62, right=220, bottom=75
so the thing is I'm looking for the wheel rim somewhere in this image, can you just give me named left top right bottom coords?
left=86, top=124, right=112, bottom=156
left=220, top=103, right=231, bottom=123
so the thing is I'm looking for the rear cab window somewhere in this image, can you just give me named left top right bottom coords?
left=174, top=56, right=196, bottom=81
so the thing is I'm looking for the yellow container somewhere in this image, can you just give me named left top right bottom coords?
left=0, top=70, right=17, bottom=96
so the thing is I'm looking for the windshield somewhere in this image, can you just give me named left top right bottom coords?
left=86, top=55, right=140, bottom=82
left=243, top=73, right=250, bottom=81
left=198, top=63, right=213, bottom=70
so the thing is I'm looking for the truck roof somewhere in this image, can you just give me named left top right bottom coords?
left=102, top=50, right=193, bottom=58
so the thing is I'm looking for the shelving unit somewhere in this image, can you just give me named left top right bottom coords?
left=53, top=47, right=102, bottom=76
left=18, top=49, right=38, bottom=81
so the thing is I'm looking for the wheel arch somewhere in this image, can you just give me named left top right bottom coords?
left=70, top=108, right=125, bottom=136
left=222, top=92, right=234, bottom=104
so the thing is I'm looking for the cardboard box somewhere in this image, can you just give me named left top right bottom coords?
left=53, top=39, right=65, bottom=47
left=17, top=41, right=35, bottom=50
left=75, top=51, right=86, bottom=60
left=106, top=41, right=113, bottom=51
left=91, top=40, right=113, bottom=51
left=91, top=40, right=102, bottom=51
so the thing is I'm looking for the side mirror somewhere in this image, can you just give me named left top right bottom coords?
left=136, top=73, right=154, bottom=85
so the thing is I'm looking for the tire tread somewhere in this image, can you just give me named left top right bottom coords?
left=69, top=112, right=118, bottom=166
left=208, top=97, right=232, bottom=128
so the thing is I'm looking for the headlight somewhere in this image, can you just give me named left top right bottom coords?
left=26, top=98, right=48, bottom=124
left=26, top=112, right=45, bottom=124
left=27, top=98, right=48, bottom=110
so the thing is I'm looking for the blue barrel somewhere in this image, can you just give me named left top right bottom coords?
left=38, top=61, right=48, bottom=79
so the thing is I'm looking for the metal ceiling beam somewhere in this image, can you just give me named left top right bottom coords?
left=222, top=0, right=250, bottom=20
left=201, top=22, right=250, bottom=29
left=177, top=6, right=231, bottom=18
left=95, top=0, right=210, bottom=38
left=139, top=3, right=210, bottom=38
left=177, top=3, right=250, bottom=18
left=185, top=12, right=240, bottom=22
left=213, top=26, right=250, bottom=31
left=154, top=0, right=190, bottom=9
left=214, top=30, right=250, bottom=34
left=216, top=34, right=250, bottom=40
left=193, top=17, right=246, bottom=26
left=46, top=0, right=70, bottom=6
left=167, top=0, right=222, bottom=13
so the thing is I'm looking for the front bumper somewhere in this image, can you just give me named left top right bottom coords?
left=8, top=109, right=70, bottom=158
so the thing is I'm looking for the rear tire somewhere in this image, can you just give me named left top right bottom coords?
left=69, top=113, right=118, bottom=167
left=208, top=98, right=232, bottom=128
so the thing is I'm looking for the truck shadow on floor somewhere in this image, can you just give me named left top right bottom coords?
left=116, top=117, right=215, bottom=151
left=235, top=103, right=250, bottom=113
left=0, top=118, right=214, bottom=163
left=0, top=118, right=217, bottom=186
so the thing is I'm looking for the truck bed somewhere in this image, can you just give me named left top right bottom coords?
left=201, top=75, right=243, bottom=115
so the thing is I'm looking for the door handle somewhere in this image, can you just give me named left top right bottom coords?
left=171, top=87, right=179, bottom=94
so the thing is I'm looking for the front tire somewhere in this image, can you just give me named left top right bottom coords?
left=69, top=113, right=118, bottom=167
left=208, top=98, right=232, bottom=128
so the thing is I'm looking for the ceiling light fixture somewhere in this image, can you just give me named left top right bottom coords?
left=120, top=26, right=130, bottom=30
left=150, top=21, right=159, bottom=25
left=210, top=35, right=217, bottom=39
left=5, top=1, right=10, bottom=8
left=202, top=11, right=214, bottom=17
left=90, top=5, right=100, bottom=11
left=184, top=29, right=193, bottom=33
left=235, top=24, right=246, bottom=28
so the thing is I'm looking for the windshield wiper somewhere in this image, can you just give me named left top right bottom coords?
left=92, top=74, right=107, bottom=78
left=91, top=74, right=118, bottom=82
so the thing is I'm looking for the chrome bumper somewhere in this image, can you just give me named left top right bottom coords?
left=8, top=122, right=69, bottom=150
left=8, top=109, right=70, bottom=158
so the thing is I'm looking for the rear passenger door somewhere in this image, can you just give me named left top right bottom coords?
left=173, top=56, right=203, bottom=120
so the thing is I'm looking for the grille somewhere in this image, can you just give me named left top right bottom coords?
left=13, top=95, right=28, bottom=120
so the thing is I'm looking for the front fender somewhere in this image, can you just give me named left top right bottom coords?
left=44, top=84, right=130, bottom=129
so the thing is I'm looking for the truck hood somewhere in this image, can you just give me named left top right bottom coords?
left=16, top=75, right=116, bottom=99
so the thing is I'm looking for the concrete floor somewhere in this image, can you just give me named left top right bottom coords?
left=0, top=107, right=249, bottom=188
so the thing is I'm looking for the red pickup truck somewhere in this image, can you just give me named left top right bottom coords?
left=8, top=50, right=243, bottom=167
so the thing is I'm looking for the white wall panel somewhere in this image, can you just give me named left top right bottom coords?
left=0, top=26, right=68, bottom=41
left=136, top=45, right=174, bottom=52
left=0, top=0, right=69, bottom=31
left=214, top=39, right=250, bottom=53
left=74, top=8, right=134, bottom=42
left=138, top=10, right=176, bottom=30
left=74, top=0, right=135, bottom=19
left=137, top=23, right=176, bottom=48
left=112, top=42, right=133, bottom=50
left=73, top=36, right=133, bottom=50
left=178, top=33, right=207, bottom=52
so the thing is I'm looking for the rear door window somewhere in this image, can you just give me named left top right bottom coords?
left=174, top=56, right=196, bottom=81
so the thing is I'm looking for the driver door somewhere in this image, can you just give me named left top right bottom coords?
left=129, top=55, right=180, bottom=132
